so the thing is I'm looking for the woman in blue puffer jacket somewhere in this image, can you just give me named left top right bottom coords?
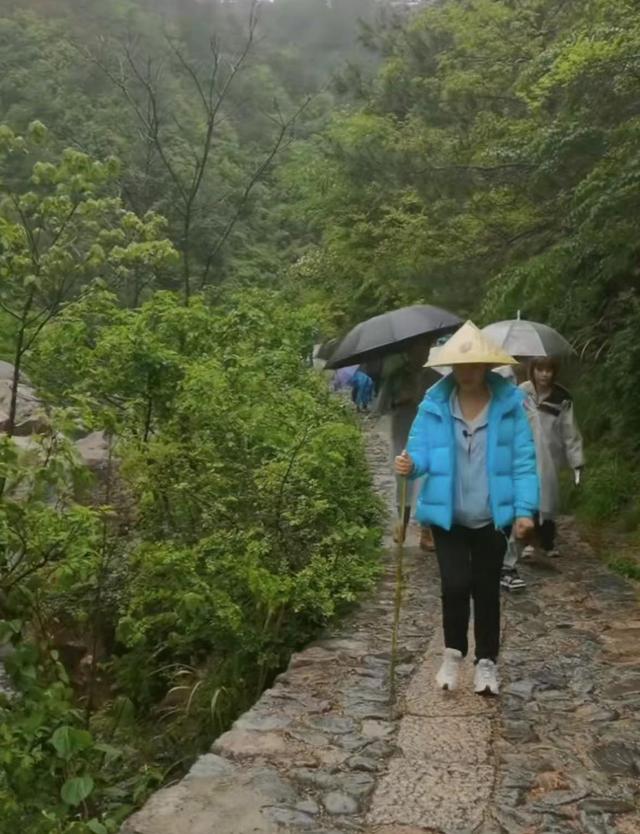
left=395, top=322, right=538, bottom=696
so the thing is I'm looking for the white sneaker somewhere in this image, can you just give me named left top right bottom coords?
left=474, top=659, right=499, bottom=696
left=436, top=648, right=463, bottom=691
left=521, top=545, right=535, bottom=560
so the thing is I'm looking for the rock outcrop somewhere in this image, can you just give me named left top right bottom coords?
left=0, top=377, right=48, bottom=436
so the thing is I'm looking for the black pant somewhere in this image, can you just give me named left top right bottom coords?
left=536, top=517, right=556, bottom=551
left=432, top=525, right=507, bottom=663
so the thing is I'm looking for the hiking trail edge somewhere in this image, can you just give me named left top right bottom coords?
left=120, top=417, right=640, bottom=834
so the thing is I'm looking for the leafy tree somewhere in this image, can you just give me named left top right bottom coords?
left=0, top=123, right=177, bottom=437
left=88, top=6, right=305, bottom=302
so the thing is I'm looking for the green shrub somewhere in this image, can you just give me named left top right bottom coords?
left=109, top=293, right=383, bottom=707
left=566, top=445, right=640, bottom=525
left=1, top=288, right=382, bottom=828
left=0, top=631, right=161, bottom=834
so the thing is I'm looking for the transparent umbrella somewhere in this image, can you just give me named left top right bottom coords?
left=482, top=319, right=574, bottom=359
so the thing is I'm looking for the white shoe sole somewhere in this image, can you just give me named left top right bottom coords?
left=501, top=580, right=526, bottom=592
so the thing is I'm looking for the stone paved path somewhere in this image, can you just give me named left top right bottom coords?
left=121, top=419, right=640, bottom=834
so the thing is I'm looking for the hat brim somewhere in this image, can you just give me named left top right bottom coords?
left=424, top=355, right=517, bottom=368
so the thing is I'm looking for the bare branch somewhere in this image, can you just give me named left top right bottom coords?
left=122, top=47, right=188, bottom=204
left=80, top=1, right=268, bottom=303
left=10, top=194, right=40, bottom=268
left=43, top=200, right=81, bottom=253
left=166, top=35, right=213, bottom=116
left=0, top=300, right=19, bottom=320
left=200, top=95, right=312, bottom=288
left=207, top=3, right=258, bottom=131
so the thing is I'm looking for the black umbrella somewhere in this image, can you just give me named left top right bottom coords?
left=326, top=304, right=462, bottom=369
left=316, top=337, right=339, bottom=361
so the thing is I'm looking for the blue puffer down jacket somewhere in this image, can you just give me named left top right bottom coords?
left=407, top=372, right=539, bottom=530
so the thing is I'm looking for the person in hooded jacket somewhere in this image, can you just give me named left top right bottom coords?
left=395, top=322, right=538, bottom=695
left=350, top=368, right=375, bottom=412
left=519, top=357, right=584, bottom=558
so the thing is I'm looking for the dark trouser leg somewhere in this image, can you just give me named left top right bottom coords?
left=432, top=526, right=472, bottom=658
left=536, top=517, right=556, bottom=552
left=470, top=526, right=507, bottom=662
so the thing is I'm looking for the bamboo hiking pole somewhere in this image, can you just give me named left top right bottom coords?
left=389, top=474, right=408, bottom=699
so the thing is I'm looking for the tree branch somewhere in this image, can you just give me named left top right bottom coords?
left=200, top=95, right=312, bottom=287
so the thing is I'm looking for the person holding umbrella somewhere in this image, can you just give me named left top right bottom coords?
left=481, top=318, right=581, bottom=574
left=395, top=322, right=538, bottom=695
left=376, top=340, right=441, bottom=547
left=325, top=305, right=461, bottom=372
left=519, top=357, right=584, bottom=558
left=326, top=304, right=462, bottom=546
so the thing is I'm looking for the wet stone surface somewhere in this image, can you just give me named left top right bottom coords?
left=120, top=417, right=640, bottom=834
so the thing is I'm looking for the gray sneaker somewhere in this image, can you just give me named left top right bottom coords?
left=501, top=569, right=526, bottom=591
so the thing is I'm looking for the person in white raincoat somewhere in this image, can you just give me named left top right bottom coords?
left=519, top=357, right=584, bottom=557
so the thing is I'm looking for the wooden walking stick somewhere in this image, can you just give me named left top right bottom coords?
left=390, top=474, right=408, bottom=699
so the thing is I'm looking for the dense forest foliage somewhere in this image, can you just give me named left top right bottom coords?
left=286, top=0, right=640, bottom=526
left=1, top=0, right=639, bottom=830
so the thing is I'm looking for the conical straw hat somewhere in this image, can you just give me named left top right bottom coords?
left=424, top=320, right=516, bottom=367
